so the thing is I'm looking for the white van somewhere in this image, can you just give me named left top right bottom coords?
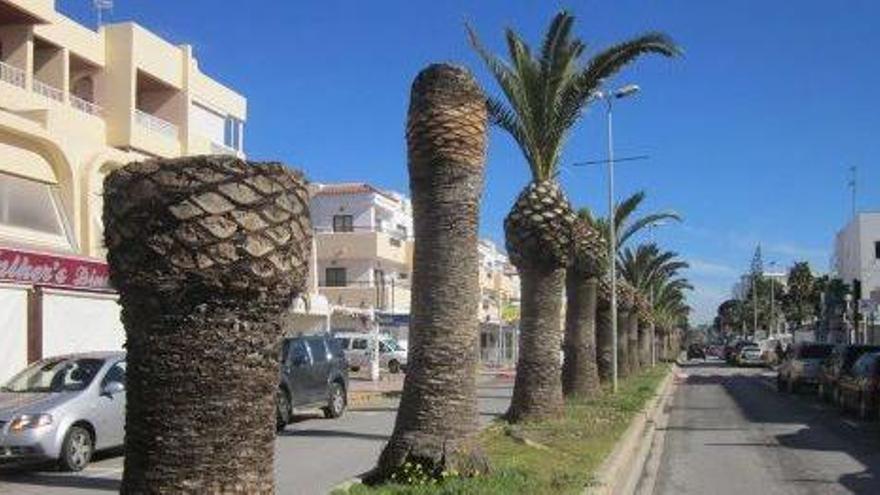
left=332, top=332, right=408, bottom=374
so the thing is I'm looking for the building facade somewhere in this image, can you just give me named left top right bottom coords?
left=834, top=212, right=880, bottom=304
left=310, top=183, right=414, bottom=336
left=0, top=0, right=247, bottom=382
left=477, top=239, right=520, bottom=366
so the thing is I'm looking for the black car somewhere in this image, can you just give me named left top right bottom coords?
left=276, top=333, right=349, bottom=431
left=687, top=344, right=706, bottom=360
left=818, top=344, right=880, bottom=402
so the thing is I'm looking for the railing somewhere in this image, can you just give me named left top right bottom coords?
left=134, top=109, right=178, bottom=139
left=0, top=60, right=26, bottom=89
left=314, top=225, right=410, bottom=241
left=33, top=79, right=64, bottom=102
left=70, top=94, right=103, bottom=117
left=210, top=141, right=239, bottom=156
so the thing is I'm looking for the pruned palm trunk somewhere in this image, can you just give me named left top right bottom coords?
left=370, top=64, right=489, bottom=481
left=104, top=156, right=311, bottom=494
left=638, top=322, right=651, bottom=368
left=627, top=313, right=640, bottom=374
left=562, top=275, right=600, bottom=398
left=596, top=308, right=614, bottom=383
left=508, top=265, right=566, bottom=421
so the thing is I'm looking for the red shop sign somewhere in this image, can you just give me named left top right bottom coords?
left=0, top=248, right=111, bottom=291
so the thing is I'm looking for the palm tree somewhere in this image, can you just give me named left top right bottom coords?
left=652, top=277, right=693, bottom=360
left=468, top=11, right=679, bottom=422
left=104, top=156, right=312, bottom=493
left=581, top=192, right=681, bottom=378
left=370, top=64, right=490, bottom=482
left=619, top=244, right=689, bottom=367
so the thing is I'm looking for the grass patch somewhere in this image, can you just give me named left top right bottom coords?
left=337, top=364, right=671, bottom=495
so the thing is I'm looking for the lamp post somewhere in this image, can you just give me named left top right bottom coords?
left=594, top=84, right=640, bottom=393
left=768, top=261, right=777, bottom=336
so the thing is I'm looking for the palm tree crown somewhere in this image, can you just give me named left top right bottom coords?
left=467, top=11, right=680, bottom=182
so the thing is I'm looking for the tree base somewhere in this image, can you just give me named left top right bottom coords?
left=364, top=434, right=489, bottom=485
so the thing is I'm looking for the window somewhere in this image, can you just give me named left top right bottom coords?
left=389, top=237, right=402, bottom=247
left=325, top=268, right=347, bottom=287
left=102, top=361, right=126, bottom=386
left=307, top=338, right=328, bottom=363
left=352, top=339, right=368, bottom=350
left=334, top=337, right=350, bottom=350
left=287, top=339, right=310, bottom=366
left=224, top=116, right=243, bottom=151
left=333, top=215, right=353, bottom=232
left=875, top=241, right=880, bottom=260
left=0, top=173, right=71, bottom=245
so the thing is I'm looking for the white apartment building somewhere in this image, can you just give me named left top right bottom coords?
left=834, top=212, right=880, bottom=305
left=309, top=183, right=413, bottom=335
left=478, top=238, right=520, bottom=366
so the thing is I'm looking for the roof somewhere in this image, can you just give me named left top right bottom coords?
left=311, top=182, right=397, bottom=202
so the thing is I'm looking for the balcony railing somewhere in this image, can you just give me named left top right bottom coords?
left=33, top=79, right=64, bottom=102
left=0, top=61, right=26, bottom=89
left=210, top=141, right=239, bottom=156
left=314, top=225, right=410, bottom=241
left=70, top=94, right=102, bottom=117
left=135, top=109, right=178, bottom=139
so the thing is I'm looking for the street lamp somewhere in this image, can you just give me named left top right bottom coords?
left=768, top=261, right=778, bottom=336
left=593, top=84, right=641, bottom=393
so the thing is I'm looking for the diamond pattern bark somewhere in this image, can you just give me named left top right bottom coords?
left=103, top=155, right=311, bottom=494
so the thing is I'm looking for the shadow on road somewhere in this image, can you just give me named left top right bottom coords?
left=686, top=364, right=880, bottom=493
left=0, top=472, right=119, bottom=492
left=279, top=428, right=390, bottom=442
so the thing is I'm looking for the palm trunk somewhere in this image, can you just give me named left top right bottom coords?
left=627, top=313, right=640, bottom=375
left=596, top=308, right=613, bottom=383
left=562, top=275, right=600, bottom=398
left=617, top=310, right=630, bottom=379
left=638, top=323, right=651, bottom=368
left=104, top=156, right=311, bottom=494
left=371, top=64, right=488, bottom=481
left=507, top=265, right=565, bottom=422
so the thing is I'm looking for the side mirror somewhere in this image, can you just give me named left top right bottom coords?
left=102, top=381, right=125, bottom=396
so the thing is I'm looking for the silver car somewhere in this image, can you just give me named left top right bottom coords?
left=0, top=351, right=126, bottom=471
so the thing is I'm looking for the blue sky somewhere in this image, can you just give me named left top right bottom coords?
left=60, top=0, right=880, bottom=323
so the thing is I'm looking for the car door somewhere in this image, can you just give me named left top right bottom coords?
left=285, top=339, right=314, bottom=407
left=306, top=337, right=332, bottom=401
left=351, top=337, right=370, bottom=369
left=94, top=360, right=126, bottom=449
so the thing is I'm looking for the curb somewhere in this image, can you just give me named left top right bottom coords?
left=586, top=365, right=678, bottom=495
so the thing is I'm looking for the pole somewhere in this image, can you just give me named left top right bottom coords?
left=770, top=276, right=775, bottom=336
left=649, top=223, right=657, bottom=367
left=752, top=273, right=758, bottom=335
left=370, top=309, right=380, bottom=382
left=606, top=97, right=619, bottom=393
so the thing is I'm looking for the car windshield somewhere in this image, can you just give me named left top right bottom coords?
left=380, top=339, right=399, bottom=352
left=2, top=357, right=105, bottom=393
left=799, top=345, right=833, bottom=359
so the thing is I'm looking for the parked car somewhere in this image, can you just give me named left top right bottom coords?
left=777, top=343, right=834, bottom=393
left=686, top=344, right=706, bottom=360
left=818, top=345, right=880, bottom=402
left=276, top=334, right=349, bottom=432
left=836, top=351, right=880, bottom=419
left=725, top=340, right=750, bottom=364
left=333, top=332, right=408, bottom=374
left=736, top=345, right=764, bottom=367
left=0, top=351, right=126, bottom=471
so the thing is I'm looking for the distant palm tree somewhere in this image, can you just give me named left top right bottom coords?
left=582, top=192, right=681, bottom=377
left=469, top=11, right=679, bottom=421
left=370, top=64, right=490, bottom=482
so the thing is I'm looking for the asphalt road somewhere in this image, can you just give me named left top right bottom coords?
left=0, top=377, right=513, bottom=495
left=650, top=359, right=880, bottom=495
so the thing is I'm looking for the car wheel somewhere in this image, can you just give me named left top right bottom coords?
left=351, top=366, right=360, bottom=372
left=276, top=388, right=292, bottom=432
left=388, top=360, right=401, bottom=374
left=59, top=425, right=93, bottom=472
left=323, top=382, right=346, bottom=419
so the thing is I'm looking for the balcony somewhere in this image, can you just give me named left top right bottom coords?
left=210, top=140, right=239, bottom=156
left=135, top=108, right=178, bottom=139
left=0, top=60, right=25, bottom=89
left=32, top=79, right=63, bottom=102
left=70, top=94, right=102, bottom=116
left=319, top=280, right=411, bottom=313
left=315, top=227, right=411, bottom=266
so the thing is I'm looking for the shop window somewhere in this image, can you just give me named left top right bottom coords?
left=0, top=173, right=72, bottom=248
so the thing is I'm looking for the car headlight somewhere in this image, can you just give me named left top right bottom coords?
left=9, top=414, right=53, bottom=432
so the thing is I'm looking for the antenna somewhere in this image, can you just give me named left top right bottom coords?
left=848, top=165, right=856, bottom=221
left=94, top=0, right=113, bottom=28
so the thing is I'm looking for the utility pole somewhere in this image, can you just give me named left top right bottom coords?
left=848, top=166, right=857, bottom=221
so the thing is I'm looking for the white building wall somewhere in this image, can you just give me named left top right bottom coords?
left=835, top=213, right=880, bottom=302
left=42, top=290, right=124, bottom=357
left=0, top=285, right=28, bottom=384
left=311, top=192, right=377, bottom=232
